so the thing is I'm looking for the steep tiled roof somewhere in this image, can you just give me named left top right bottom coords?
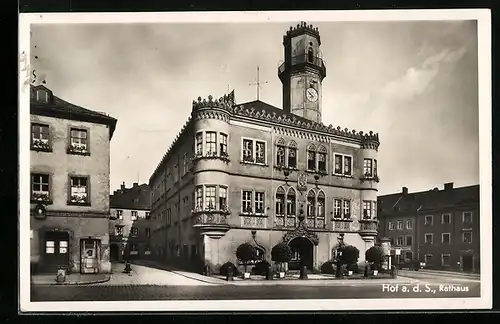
left=378, top=185, right=479, bottom=217
left=30, top=85, right=117, bottom=139
left=110, top=183, right=151, bottom=210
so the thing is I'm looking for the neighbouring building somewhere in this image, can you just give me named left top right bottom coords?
left=109, top=182, right=152, bottom=261
left=30, top=84, right=117, bottom=275
left=149, top=22, right=381, bottom=273
left=378, top=183, right=480, bottom=272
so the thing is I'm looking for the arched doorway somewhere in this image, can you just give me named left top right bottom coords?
left=110, top=243, right=119, bottom=262
left=288, top=237, right=313, bottom=270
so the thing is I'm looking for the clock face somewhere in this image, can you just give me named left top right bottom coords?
left=306, top=87, right=318, bottom=102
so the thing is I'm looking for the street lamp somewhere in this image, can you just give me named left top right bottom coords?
left=336, top=233, right=345, bottom=278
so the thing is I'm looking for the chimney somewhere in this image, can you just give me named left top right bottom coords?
left=444, top=182, right=454, bottom=191
left=133, top=182, right=138, bottom=187
left=402, top=187, right=408, bottom=195
left=120, top=181, right=125, bottom=191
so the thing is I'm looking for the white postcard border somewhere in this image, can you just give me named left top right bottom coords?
left=19, top=9, right=492, bottom=312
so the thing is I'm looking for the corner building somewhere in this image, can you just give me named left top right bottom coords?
left=149, top=22, right=381, bottom=272
left=30, top=85, right=117, bottom=274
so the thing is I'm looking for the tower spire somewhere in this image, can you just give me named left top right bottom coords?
left=249, top=66, right=268, bottom=101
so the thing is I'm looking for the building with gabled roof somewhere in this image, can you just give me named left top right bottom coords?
left=30, top=84, right=117, bottom=275
left=109, top=182, right=152, bottom=262
left=149, top=22, right=381, bottom=274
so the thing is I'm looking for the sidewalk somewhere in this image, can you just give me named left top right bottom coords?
left=31, top=273, right=111, bottom=286
left=401, top=269, right=480, bottom=278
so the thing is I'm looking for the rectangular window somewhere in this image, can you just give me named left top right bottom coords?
left=36, top=89, right=49, bottom=102
left=195, top=132, right=203, bottom=155
left=441, top=254, right=451, bottom=266
left=406, top=220, right=413, bottom=230
left=115, top=226, right=124, bottom=236
left=195, top=186, right=203, bottom=210
left=145, top=212, right=151, bottom=220
left=59, top=241, right=68, bottom=254
left=288, top=147, right=297, bottom=168
left=318, top=152, right=326, bottom=172
left=343, top=200, right=351, bottom=218
left=219, top=187, right=227, bottom=210
left=406, top=235, right=413, bottom=246
left=31, top=123, right=50, bottom=149
left=117, top=210, right=123, bottom=219
left=374, top=159, right=378, bottom=176
left=425, top=254, right=433, bottom=265
left=463, top=231, right=472, bottom=243
left=396, top=236, right=403, bottom=246
left=242, top=139, right=254, bottom=162
left=425, top=233, right=433, bottom=244
left=363, top=158, right=373, bottom=177
left=333, top=199, right=342, bottom=218
left=31, top=173, right=50, bottom=201
left=205, top=132, right=217, bottom=154
left=363, top=200, right=376, bottom=219
left=388, top=222, right=394, bottom=230
left=183, top=153, right=188, bottom=175
left=220, top=133, right=228, bottom=155
left=255, top=191, right=265, bottom=214
left=344, top=156, right=352, bottom=175
left=397, top=220, right=403, bottom=230
left=69, top=128, right=88, bottom=152
left=442, top=213, right=451, bottom=224
left=130, top=228, right=138, bottom=237
left=242, top=190, right=253, bottom=213
left=442, top=233, right=451, bottom=244
left=334, top=154, right=342, bottom=174
left=45, top=241, right=55, bottom=254
left=463, top=212, right=473, bottom=225
left=69, top=176, right=88, bottom=204
left=205, top=186, right=216, bottom=209
left=145, top=228, right=151, bottom=238
left=255, top=141, right=266, bottom=164
left=424, top=215, right=433, bottom=226
left=131, top=211, right=138, bottom=221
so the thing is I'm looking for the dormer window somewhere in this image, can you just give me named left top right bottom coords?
left=36, top=89, right=49, bottom=103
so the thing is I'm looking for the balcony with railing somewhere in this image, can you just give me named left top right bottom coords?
left=278, top=54, right=326, bottom=79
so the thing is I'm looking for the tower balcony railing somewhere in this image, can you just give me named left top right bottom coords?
left=278, top=54, right=326, bottom=76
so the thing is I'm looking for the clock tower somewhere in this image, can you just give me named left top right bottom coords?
left=278, top=22, right=326, bottom=123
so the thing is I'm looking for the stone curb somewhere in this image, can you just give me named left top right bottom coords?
left=399, top=269, right=480, bottom=278
left=168, top=271, right=228, bottom=285
left=32, top=274, right=112, bottom=287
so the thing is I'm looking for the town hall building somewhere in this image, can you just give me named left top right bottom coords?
left=149, top=22, right=381, bottom=273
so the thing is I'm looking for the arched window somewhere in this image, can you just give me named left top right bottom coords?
left=275, top=186, right=285, bottom=216
left=286, top=188, right=296, bottom=216
left=288, top=141, right=298, bottom=168
left=308, top=46, right=314, bottom=63
left=317, top=191, right=325, bottom=218
left=307, top=189, right=316, bottom=217
left=307, top=143, right=316, bottom=171
left=276, top=138, right=286, bottom=167
left=318, top=146, right=327, bottom=172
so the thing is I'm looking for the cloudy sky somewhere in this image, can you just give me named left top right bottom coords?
left=29, top=19, right=479, bottom=195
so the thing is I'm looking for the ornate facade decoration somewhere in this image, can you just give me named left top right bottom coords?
left=282, top=221, right=319, bottom=246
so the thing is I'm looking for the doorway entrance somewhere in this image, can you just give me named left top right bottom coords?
left=288, top=237, right=313, bottom=270
left=462, top=255, right=473, bottom=272
left=110, top=243, right=120, bottom=262
left=44, top=231, right=70, bottom=270
left=80, top=239, right=100, bottom=274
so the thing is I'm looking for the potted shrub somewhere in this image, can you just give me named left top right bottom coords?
left=365, top=245, right=385, bottom=276
left=253, top=260, right=271, bottom=276
left=220, top=261, right=239, bottom=277
left=339, top=245, right=360, bottom=276
left=271, top=242, right=292, bottom=278
left=236, top=243, right=256, bottom=279
left=320, top=260, right=336, bottom=275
